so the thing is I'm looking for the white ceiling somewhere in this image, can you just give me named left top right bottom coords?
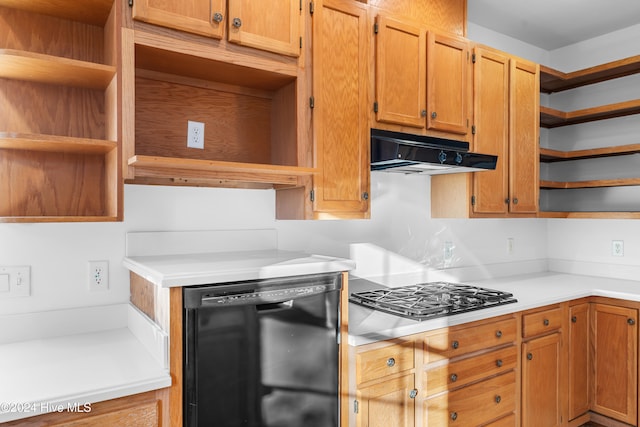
left=467, top=0, right=640, bottom=50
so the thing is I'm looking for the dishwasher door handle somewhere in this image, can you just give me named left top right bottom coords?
left=256, top=300, right=294, bottom=312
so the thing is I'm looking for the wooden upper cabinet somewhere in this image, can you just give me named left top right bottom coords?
left=132, top=0, right=225, bottom=38
left=132, top=0, right=301, bottom=57
left=426, top=31, right=470, bottom=135
left=227, top=0, right=301, bottom=57
left=591, top=303, right=638, bottom=424
left=374, top=15, right=426, bottom=128
left=509, top=58, right=539, bottom=214
left=312, top=0, right=370, bottom=218
left=471, top=46, right=510, bottom=214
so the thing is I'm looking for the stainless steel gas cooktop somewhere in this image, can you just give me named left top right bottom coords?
left=349, top=282, right=517, bottom=321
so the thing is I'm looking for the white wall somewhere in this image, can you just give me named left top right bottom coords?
left=0, top=173, right=548, bottom=316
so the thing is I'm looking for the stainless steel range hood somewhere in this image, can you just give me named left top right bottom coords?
left=371, top=128, right=498, bottom=174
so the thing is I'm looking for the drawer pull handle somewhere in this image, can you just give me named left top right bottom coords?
left=543, top=319, right=550, bottom=326
left=496, top=359, right=503, bottom=368
left=495, top=330, right=502, bottom=338
left=386, top=357, right=396, bottom=367
left=450, top=373, right=458, bottom=382
left=527, top=352, right=533, bottom=361
left=629, top=318, right=636, bottom=325
left=409, top=389, right=418, bottom=399
left=451, top=340, right=459, bottom=349
left=450, top=412, right=458, bottom=421
left=495, top=395, right=502, bottom=404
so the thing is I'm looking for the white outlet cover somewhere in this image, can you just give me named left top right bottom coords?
left=89, top=260, right=109, bottom=292
left=612, top=240, right=624, bottom=257
left=187, top=120, right=205, bottom=149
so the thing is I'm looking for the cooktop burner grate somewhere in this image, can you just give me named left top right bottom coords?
left=349, top=282, right=517, bottom=321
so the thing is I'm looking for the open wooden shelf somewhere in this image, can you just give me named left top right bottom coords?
left=540, top=55, right=640, bottom=93
left=0, top=133, right=117, bottom=154
left=540, top=144, right=640, bottom=162
left=540, top=101, right=640, bottom=128
left=540, top=178, right=640, bottom=189
left=128, top=155, right=316, bottom=187
left=0, top=0, right=113, bottom=25
left=0, top=49, right=116, bottom=89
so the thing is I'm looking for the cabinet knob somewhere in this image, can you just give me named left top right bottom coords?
left=232, top=17, right=242, bottom=28
left=495, top=330, right=502, bottom=338
left=451, top=340, right=459, bottom=349
left=362, top=192, right=369, bottom=201
left=212, top=12, right=224, bottom=23
left=421, top=109, right=427, bottom=117
left=513, top=198, right=519, bottom=205
left=543, top=318, right=550, bottom=326
left=386, top=357, right=395, bottom=367
left=527, top=352, right=533, bottom=361
left=628, top=318, right=636, bottom=325
left=571, top=316, right=577, bottom=323
left=409, top=389, right=418, bottom=399
left=450, top=412, right=458, bottom=421
left=496, top=359, right=503, bottom=368
left=504, top=198, right=510, bottom=204
left=450, top=373, right=458, bottom=383
left=431, top=111, right=437, bottom=119
left=495, top=395, right=502, bottom=404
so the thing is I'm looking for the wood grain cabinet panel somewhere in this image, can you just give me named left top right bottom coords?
left=424, top=371, right=516, bottom=427
left=522, top=306, right=562, bottom=338
left=357, top=342, right=414, bottom=385
left=132, top=0, right=301, bottom=57
left=522, top=333, right=563, bottom=427
left=311, top=0, right=370, bottom=218
left=426, top=31, right=470, bottom=135
left=568, top=302, right=590, bottom=421
left=591, top=303, right=638, bottom=424
left=356, top=374, right=416, bottom=427
left=374, top=15, right=426, bottom=128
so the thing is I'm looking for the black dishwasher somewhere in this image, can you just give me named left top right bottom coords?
left=183, top=272, right=342, bottom=427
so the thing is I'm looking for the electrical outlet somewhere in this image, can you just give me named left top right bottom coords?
left=612, top=240, right=624, bottom=257
left=88, top=261, right=109, bottom=292
left=187, top=120, right=205, bottom=149
left=507, top=237, right=515, bottom=255
left=444, top=241, right=454, bottom=262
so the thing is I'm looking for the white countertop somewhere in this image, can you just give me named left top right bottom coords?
left=124, top=249, right=356, bottom=287
left=348, top=272, right=640, bottom=346
left=0, top=305, right=171, bottom=423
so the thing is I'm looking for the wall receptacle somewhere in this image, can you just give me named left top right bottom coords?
left=507, top=237, right=515, bottom=255
left=187, top=120, right=205, bottom=149
left=612, top=240, right=624, bottom=257
left=88, top=261, right=109, bottom=291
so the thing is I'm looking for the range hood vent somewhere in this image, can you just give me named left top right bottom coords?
left=370, top=128, right=497, bottom=174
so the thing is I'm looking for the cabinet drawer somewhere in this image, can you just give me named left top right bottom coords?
left=425, top=345, right=517, bottom=396
left=357, top=342, right=414, bottom=384
left=424, top=371, right=516, bottom=427
left=424, top=317, right=516, bottom=362
left=523, top=306, right=562, bottom=338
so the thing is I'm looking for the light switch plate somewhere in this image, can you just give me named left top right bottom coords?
left=0, top=266, right=31, bottom=298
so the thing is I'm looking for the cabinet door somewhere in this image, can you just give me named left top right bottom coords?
left=568, top=303, right=590, bottom=421
left=374, top=16, right=426, bottom=128
left=132, top=0, right=225, bottom=39
left=508, top=58, right=539, bottom=213
left=357, top=374, right=415, bottom=427
left=522, top=333, right=563, bottom=427
left=312, top=0, right=370, bottom=217
left=227, top=0, right=301, bottom=57
left=471, top=46, right=510, bottom=214
left=426, top=31, right=470, bottom=135
left=592, top=303, right=638, bottom=424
